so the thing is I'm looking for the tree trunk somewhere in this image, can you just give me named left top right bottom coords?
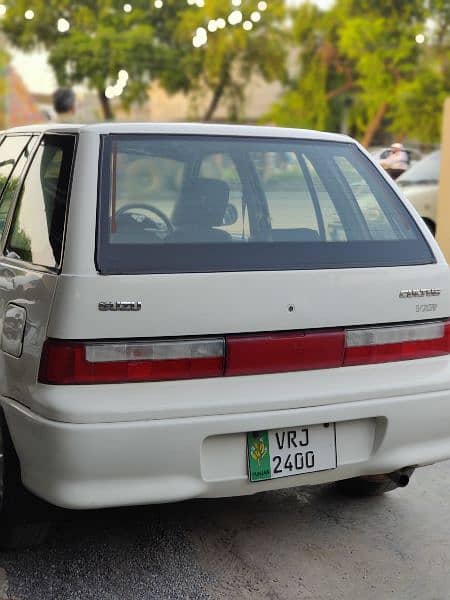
left=361, top=102, right=388, bottom=148
left=203, top=80, right=227, bottom=122
left=97, top=89, right=114, bottom=120
left=326, top=79, right=356, bottom=101
left=203, top=64, right=231, bottom=122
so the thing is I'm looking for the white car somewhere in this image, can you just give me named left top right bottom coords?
left=397, top=150, right=441, bottom=235
left=0, top=123, right=449, bottom=548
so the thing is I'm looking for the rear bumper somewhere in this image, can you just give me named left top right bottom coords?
left=2, top=389, right=450, bottom=509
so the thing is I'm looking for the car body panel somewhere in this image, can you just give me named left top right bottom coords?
left=0, top=262, right=59, bottom=408
left=3, top=389, right=450, bottom=509
left=48, top=264, right=450, bottom=341
left=14, top=353, right=450, bottom=424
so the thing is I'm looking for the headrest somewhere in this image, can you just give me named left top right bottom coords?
left=172, top=178, right=230, bottom=228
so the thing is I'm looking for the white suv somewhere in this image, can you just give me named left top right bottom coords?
left=0, top=123, right=449, bottom=547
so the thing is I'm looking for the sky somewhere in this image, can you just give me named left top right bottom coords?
left=10, top=0, right=334, bottom=94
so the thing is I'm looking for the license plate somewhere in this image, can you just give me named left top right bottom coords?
left=247, top=423, right=337, bottom=482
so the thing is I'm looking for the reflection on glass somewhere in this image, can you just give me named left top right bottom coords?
left=0, top=136, right=31, bottom=197
left=8, top=139, right=67, bottom=268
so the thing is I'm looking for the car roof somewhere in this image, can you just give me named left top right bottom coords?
left=2, top=122, right=353, bottom=143
left=2, top=124, right=81, bottom=135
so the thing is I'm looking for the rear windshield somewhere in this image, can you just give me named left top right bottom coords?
left=97, top=135, right=434, bottom=274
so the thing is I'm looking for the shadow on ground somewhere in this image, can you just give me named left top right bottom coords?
left=0, top=461, right=449, bottom=600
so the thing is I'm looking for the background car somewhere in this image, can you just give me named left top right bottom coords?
left=396, top=150, right=441, bottom=235
left=371, top=146, right=423, bottom=167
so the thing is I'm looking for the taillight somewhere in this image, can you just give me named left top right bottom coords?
left=344, top=321, right=450, bottom=366
left=39, top=338, right=225, bottom=384
left=39, top=321, right=450, bottom=385
left=226, top=330, right=345, bottom=376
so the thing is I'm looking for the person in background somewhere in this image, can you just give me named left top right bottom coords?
left=380, top=142, right=409, bottom=179
left=52, top=87, right=76, bottom=122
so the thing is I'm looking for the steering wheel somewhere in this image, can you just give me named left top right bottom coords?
left=115, top=203, right=174, bottom=233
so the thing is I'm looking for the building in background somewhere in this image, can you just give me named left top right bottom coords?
left=142, top=75, right=282, bottom=123
left=1, top=65, right=44, bottom=128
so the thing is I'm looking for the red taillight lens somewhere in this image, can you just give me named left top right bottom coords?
left=39, top=339, right=225, bottom=384
left=39, top=321, right=450, bottom=384
left=226, top=330, right=345, bottom=376
left=344, top=321, right=450, bottom=366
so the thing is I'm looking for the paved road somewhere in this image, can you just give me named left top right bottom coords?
left=0, top=460, right=449, bottom=600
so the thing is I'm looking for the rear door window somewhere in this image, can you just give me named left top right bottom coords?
left=97, top=135, right=433, bottom=274
left=0, top=136, right=32, bottom=198
left=6, top=134, right=76, bottom=268
left=0, top=136, right=38, bottom=236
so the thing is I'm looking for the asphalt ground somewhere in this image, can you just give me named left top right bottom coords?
left=0, top=459, right=449, bottom=600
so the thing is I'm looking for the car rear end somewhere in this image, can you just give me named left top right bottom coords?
left=4, top=124, right=450, bottom=509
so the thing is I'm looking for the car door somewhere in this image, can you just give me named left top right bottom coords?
left=0, top=133, right=76, bottom=406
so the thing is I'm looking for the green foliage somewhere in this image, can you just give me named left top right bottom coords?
left=1, top=0, right=191, bottom=118
left=391, top=69, right=447, bottom=142
left=172, top=0, right=286, bottom=120
left=0, top=0, right=286, bottom=121
left=9, top=226, right=32, bottom=262
left=267, top=0, right=449, bottom=145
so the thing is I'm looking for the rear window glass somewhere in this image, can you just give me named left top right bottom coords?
left=7, top=135, right=76, bottom=268
left=0, top=135, right=31, bottom=198
left=97, top=135, right=434, bottom=274
left=0, top=136, right=38, bottom=236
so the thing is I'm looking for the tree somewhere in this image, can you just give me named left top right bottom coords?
left=1, top=0, right=286, bottom=122
left=0, top=0, right=201, bottom=119
left=173, top=0, right=286, bottom=121
left=2, top=0, right=208, bottom=119
left=267, top=0, right=446, bottom=146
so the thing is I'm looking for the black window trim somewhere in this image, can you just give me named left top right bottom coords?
left=0, top=132, right=78, bottom=274
left=96, top=133, right=436, bottom=275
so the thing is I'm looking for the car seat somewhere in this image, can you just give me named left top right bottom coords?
left=167, top=178, right=232, bottom=243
